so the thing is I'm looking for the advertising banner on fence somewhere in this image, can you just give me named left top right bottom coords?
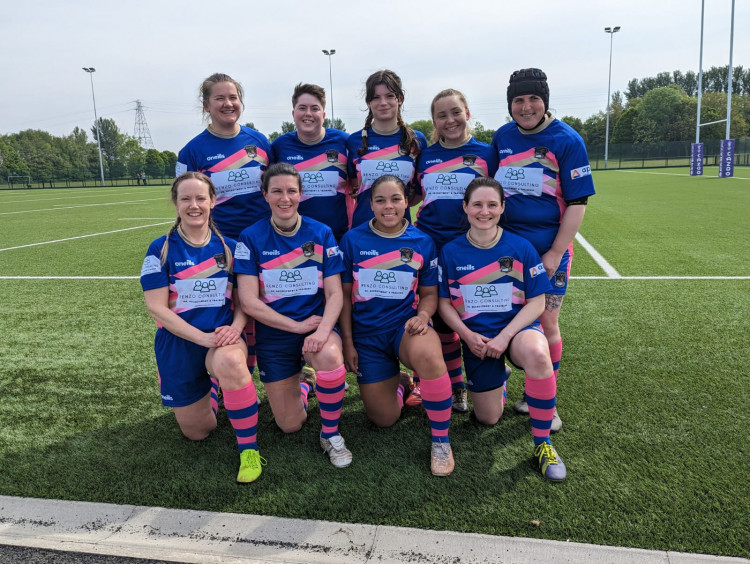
left=690, top=143, right=704, bottom=176
left=719, top=139, right=735, bottom=178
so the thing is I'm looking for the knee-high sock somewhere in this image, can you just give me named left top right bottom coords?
left=316, top=365, right=346, bottom=439
left=210, top=375, right=220, bottom=416
left=244, top=320, right=257, bottom=375
left=525, top=373, right=556, bottom=446
left=397, top=384, right=405, bottom=409
left=549, top=339, right=562, bottom=379
left=300, top=381, right=312, bottom=412
left=438, top=331, right=464, bottom=389
left=420, top=373, right=452, bottom=443
left=223, top=381, right=259, bottom=452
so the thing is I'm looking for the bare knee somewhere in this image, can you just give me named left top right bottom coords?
left=366, top=409, right=399, bottom=428
left=179, top=420, right=216, bottom=441
left=473, top=405, right=503, bottom=426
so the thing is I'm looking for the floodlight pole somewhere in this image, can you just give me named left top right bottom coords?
left=603, top=26, right=620, bottom=170
left=83, top=67, right=106, bottom=187
left=322, top=49, right=336, bottom=126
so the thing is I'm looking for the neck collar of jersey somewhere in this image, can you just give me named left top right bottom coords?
left=207, top=123, right=241, bottom=139
left=466, top=226, right=502, bottom=249
left=177, top=224, right=212, bottom=247
left=517, top=112, right=554, bottom=135
left=270, top=214, right=302, bottom=237
left=368, top=218, right=408, bottom=238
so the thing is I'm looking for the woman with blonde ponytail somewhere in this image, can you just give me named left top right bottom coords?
left=141, top=172, right=265, bottom=484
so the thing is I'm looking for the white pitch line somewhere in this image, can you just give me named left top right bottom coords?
left=573, top=276, right=750, bottom=280
left=0, top=276, right=139, bottom=280
left=0, top=198, right=164, bottom=216
left=614, top=170, right=750, bottom=180
left=0, top=222, right=172, bottom=252
left=574, top=233, right=621, bottom=278
left=3, top=275, right=748, bottom=281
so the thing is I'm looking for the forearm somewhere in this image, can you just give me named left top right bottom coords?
left=549, top=204, right=586, bottom=255
left=415, top=286, right=437, bottom=321
left=338, top=284, right=355, bottom=345
left=144, top=289, right=211, bottom=347
left=496, top=295, right=545, bottom=342
left=438, top=297, right=472, bottom=341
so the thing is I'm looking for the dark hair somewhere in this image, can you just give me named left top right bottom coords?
left=463, top=177, right=505, bottom=205
left=358, top=70, right=420, bottom=158
left=369, top=174, right=406, bottom=202
left=292, top=83, right=326, bottom=109
left=161, top=172, right=231, bottom=271
left=262, top=162, right=302, bottom=194
left=200, top=73, right=245, bottom=118
left=430, top=88, right=472, bottom=144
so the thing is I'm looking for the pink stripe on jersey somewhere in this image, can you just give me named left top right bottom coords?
left=423, top=156, right=489, bottom=174
left=262, top=245, right=324, bottom=269
left=206, top=146, right=269, bottom=173
left=358, top=249, right=423, bottom=269
left=295, top=153, right=346, bottom=170
left=174, top=257, right=226, bottom=279
left=361, top=144, right=402, bottom=161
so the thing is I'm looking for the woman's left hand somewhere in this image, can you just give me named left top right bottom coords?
left=485, top=333, right=510, bottom=359
left=404, top=315, right=429, bottom=336
left=213, top=325, right=242, bottom=347
left=303, top=328, right=329, bottom=354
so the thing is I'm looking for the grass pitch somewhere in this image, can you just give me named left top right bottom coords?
left=1, top=167, right=748, bottom=558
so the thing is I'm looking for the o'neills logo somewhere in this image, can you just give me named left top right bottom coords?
left=360, top=250, right=378, bottom=256
left=456, top=265, right=474, bottom=271
left=206, top=154, right=225, bottom=161
left=262, top=250, right=280, bottom=256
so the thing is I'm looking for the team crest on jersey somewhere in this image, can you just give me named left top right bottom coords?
left=534, top=146, right=549, bottom=159
left=462, top=154, right=477, bottom=166
left=400, top=247, right=414, bottom=263
left=498, top=257, right=513, bottom=272
left=244, top=145, right=257, bottom=158
left=554, top=271, right=567, bottom=287
left=302, top=241, right=315, bottom=257
left=213, top=253, right=227, bottom=269
left=326, top=149, right=339, bottom=163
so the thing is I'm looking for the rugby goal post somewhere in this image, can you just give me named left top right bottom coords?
left=8, top=175, right=32, bottom=189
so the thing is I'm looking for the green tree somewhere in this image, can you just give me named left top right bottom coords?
left=0, top=138, right=29, bottom=180
left=323, top=117, right=347, bottom=131
left=580, top=113, right=606, bottom=146
left=145, top=149, right=165, bottom=178
left=611, top=107, right=638, bottom=143
left=161, top=150, right=178, bottom=177
left=472, top=122, right=495, bottom=145
left=91, top=118, right=124, bottom=174
left=9, top=130, right=67, bottom=182
left=244, top=122, right=256, bottom=130
left=118, top=139, right=146, bottom=178
left=560, top=116, right=583, bottom=135
left=409, top=119, right=434, bottom=142
left=633, top=86, right=693, bottom=142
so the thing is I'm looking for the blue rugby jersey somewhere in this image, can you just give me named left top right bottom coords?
left=491, top=116, right=595, bottom=254
left=340, top=221, right=438, bottom=336
left=177, top=126, right=272, bottom=239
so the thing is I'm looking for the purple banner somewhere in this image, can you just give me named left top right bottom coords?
left=690, top=143, right=704, bottom=176
left=719, top=139, right=736, bottom=178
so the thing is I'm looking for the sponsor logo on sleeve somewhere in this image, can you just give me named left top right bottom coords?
left=235, top=242, right=251, bottom=260
left=570, top=165, right=591, bottom=179
left=429, top=257, right=438, bottom=269
left=326, top=245, right=341, bottom=258
left=529, top=263, right=545, bottom=278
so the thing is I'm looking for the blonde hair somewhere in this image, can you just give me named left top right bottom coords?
left=160, top=172, right=232, bottom=273
left=199, top=73, right=245, bottom=121
left=429, top=88, right=472, bottom=144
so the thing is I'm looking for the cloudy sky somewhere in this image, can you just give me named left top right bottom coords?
left=1, top=0, right=746, bottom=152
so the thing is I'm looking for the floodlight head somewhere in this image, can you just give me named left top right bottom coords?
left=330, top=49, right=336, bottom=55
left=604, top=26, right=621, bottom=34
left=322, top=50, right=329, bottom=55
left=82, top=67, right=96, bottom=73
left=613, top=26, right=621, bottom=32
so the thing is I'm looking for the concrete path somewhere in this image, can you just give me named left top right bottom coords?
left=0, top=496, right=747, bottom=564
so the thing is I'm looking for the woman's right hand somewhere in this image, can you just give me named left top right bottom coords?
left=296, top=315, right=322, bottom=334
left=462, top=330, right=490, bottom=359
left=343, top=340, right=358, bottom=374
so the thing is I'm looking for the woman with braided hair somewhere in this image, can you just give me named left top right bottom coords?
left=140, top=172, right=263, bottom=484
left=346, top=70, right=427, bottom=229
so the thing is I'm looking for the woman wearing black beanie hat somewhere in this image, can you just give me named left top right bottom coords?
left=491, top=68, right=596, bottom=440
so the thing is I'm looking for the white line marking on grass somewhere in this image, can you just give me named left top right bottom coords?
left=574, top=233, right=621, bottom=278
left=4, top=275, right=747, bottom=281
left=614, top=170, right=750, bottom=180
left=0, top=189, right=164, bottom=205
left=0, top=198, right=164, bottom=216
left=0, top=276, right=138, bottom=280
left=119, top=218, right=173, bottom=220
left=0, top=222, right=172, bottom=252
left=572, top=276, right=750, bottom=280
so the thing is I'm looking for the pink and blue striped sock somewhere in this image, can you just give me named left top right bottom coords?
left=438, top=331, right=465, bottom=389
left=316, top=365, right=346, bottom=439
left=222, top=381, right=259, bottom=452
left=420, top=373, right=452, bottom=443
left=300, top=381, right=312, bottom=412
left=209, top=375, right=220, bottom=416
left=549, top=340, right=562, bottom=379
left=525, top=373, right=556, bottom=446
left=397, top=383, right=405, bottom=409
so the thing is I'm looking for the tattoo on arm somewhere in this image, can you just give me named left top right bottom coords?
left=545, top=294, right=563, bottom=312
